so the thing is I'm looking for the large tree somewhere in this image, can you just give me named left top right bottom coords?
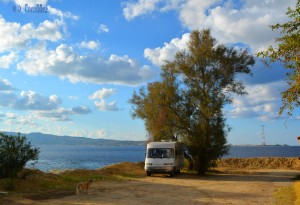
left=130, top=30, right=255, bottom=174
left=257, top=1, right=300, bottom=115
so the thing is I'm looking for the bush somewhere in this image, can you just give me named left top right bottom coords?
left=0, top=133, right=39, bottom=178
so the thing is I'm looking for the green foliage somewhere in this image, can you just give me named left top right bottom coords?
left=130, top=70, right=182, bottom=142
left=130, top=29, right=254, bottom=174
left=257, top=1, right=300, bottom=115
left=0, top=133, right=39, bottom=178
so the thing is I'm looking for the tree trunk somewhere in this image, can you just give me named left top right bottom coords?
left=197, top=149, right=208, bottom=175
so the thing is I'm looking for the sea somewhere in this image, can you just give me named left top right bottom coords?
left=27, top=145, right=300, bottom=172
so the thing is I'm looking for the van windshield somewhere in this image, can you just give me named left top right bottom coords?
left=147, top=148, right=174, bottom=158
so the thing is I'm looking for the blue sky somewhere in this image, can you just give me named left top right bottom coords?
left=0, top=0, right=299, bottom=145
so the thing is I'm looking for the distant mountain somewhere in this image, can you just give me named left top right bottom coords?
left=2, top=132, right=146, bottom=146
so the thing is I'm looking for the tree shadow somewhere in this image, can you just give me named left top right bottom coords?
left=169, top=170, right=299, bottom=183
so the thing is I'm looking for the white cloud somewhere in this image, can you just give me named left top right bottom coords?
left=80, top=40, right=100, bottom=50
left=35, top=19, right=64, bottom=41
left=68, top=96, right=79, bottom=100
left=5, top=114, right=37, bottom=127
left=89, top=129, right=110, bottom=139
left=89, top=88, right=119, bottom=111
left=6, top=112, right=17, bottom=119
left=0, top=15, right=65, bottom=53
left=0, top=3, right=79, bottom=53
left=127, top=0, right=297, bottom=53
left=123, top=0, right=161, bottom=21
left=47, top=5, right=79, bottom=20
left=178, top=0, right=219, bottom=29
left=123, top=0, right=183, bottom=20
left=16, top=91, right=61, bottom=110
left=17, top=43, right=157, bottom=85
left=0, top=88, right=62, bottom=110
left=0, top=16, right=31, bottom=52
left=0, top=78, right=14, bottom=91
left=94, top=99, right=119, bottom=111
left=89, top=88, right=116, bottom=100
left=70, top=129, right=111, bottom=139
left=36, top=105, right=91, bottom=121
left=98, top=24, right=109, bottom=33
left=144, top=33, right=190, bottom=66
left=71, top=105, right=91, bottom=114
left=227, top=81, right=285, bottom=121
left=199, top=0, right=295, bottom=53
left=0, top=52, right=17, bottom=69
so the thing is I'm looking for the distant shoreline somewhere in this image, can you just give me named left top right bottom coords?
left=42, top=157, right=299, bottom=173
left=3, top=131, right=298, bottom=146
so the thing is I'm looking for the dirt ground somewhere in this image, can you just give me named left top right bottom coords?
left=1, top=169, right=298, bottom=205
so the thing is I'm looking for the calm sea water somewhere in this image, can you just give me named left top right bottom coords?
left=28, top=145, right=300, bottom=172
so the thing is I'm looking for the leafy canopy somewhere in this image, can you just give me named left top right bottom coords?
left=130, top=30, right=254, bottom=174
left=0, top=133, right=39, bottom=178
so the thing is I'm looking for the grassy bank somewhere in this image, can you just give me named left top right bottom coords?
left=0, top=158, right=298, bottom=204
left=0, top=162, right=145, bottom=193
left=1, top=158, right=299, bottom=193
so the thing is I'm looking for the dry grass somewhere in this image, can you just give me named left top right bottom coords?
left=0, top=162, right=145, bottom=194
left=215, top=157, right=299, bottom=169
left=295, top=178, right=300, bottom=205
left=274, top=185, right=295, bottom=205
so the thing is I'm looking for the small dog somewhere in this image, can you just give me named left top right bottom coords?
left=76, top=179, right=93, bottom=195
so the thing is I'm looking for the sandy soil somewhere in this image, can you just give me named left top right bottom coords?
left=2, top=169, right=298, bottom=205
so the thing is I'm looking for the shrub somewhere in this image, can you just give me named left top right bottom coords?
left=0, top=133, right=39, bottom=178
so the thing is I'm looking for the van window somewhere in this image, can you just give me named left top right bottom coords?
left=147, top=148, right=174, bottom=158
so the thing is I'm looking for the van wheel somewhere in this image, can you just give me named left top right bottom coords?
left=146, top=172, right=151, bottom=176
left=169, top=171, right=174, bottom=177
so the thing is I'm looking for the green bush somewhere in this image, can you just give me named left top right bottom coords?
left=0, top=133, right=39, bottom=178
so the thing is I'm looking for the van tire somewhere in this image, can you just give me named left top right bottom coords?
left=146, top=172, right=151, bottom=176
left=169, top=171, right=174, bottom=177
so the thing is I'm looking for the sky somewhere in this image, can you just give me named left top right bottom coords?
left=0, top=0, right=299, bottom=145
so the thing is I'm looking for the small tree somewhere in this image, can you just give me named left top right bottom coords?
left=0, top=133, right=39, bottom=178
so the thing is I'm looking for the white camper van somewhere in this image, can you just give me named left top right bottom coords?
left=144, top=141, right=184, bottom=177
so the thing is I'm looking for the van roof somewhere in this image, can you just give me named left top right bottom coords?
left=147, top=141, right=181, bottom=148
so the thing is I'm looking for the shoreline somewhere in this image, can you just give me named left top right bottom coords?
left=40, top=157, right=299, bottom=173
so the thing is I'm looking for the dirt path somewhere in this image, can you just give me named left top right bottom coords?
left=4, top=169, right=299, bottom=205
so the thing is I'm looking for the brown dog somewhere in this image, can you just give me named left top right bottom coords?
left=76, top=179, right=93, bottom=195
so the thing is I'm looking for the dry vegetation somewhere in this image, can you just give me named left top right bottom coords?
left=0, top=158, right=299, bottom=204
left=295, top=177, right=300, bottom=204
left=0, top=162, right=145, bottom=193
left=215, top=157, right=300, bottom=169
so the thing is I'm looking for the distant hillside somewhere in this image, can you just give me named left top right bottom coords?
left=2, top=132, right=146, bottom=146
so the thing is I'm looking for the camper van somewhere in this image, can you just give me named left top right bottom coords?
left=144, top=141, right=184, bottom=177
